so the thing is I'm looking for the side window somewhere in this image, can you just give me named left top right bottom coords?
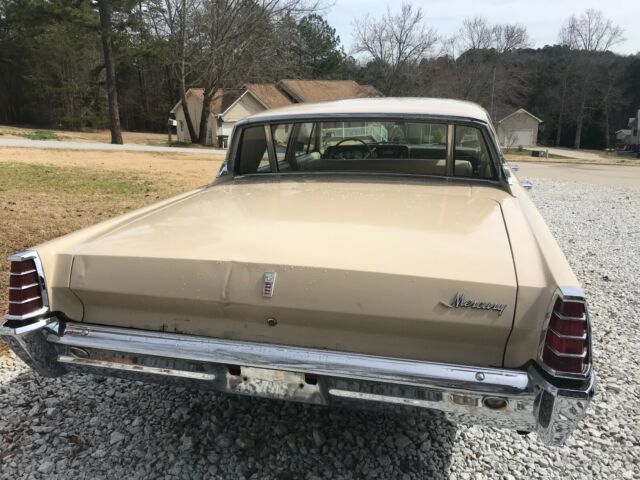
left=454, top=126, right=494, bottom=179
left=271, top=124, right=292, bottom=164
left=292, top=123, right=319, bottom=168
left=237, top=126, right=270, bottom=175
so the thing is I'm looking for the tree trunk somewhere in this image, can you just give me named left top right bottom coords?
left=98, top=0, right=123, bottom=145
left=198, top=87, right=215, bottom=145
left=556, top=76, right=567, bottom=146
left=178, top=83, right=197, bottom=143
left=573, top=83, right=587, bottom=149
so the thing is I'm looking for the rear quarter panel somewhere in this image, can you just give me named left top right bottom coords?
left=501, top=182, right=580, bottom=368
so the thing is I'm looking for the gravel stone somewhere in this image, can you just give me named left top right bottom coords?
left=0, top=178, right=638, bottom=479
left=110, top=431, right=125, bottom=445
left=37, top=461, right=55, bottom=474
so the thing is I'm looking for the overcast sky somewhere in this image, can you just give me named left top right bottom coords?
left=326, top=0, right=640, bottom=56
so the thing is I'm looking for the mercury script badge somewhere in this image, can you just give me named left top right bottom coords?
left=440, top=292, right=507, bottom=316
left=263, top=272, right=276, bottom=297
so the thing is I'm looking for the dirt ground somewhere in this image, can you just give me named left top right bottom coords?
left=0, top=147, right=222, bottom=355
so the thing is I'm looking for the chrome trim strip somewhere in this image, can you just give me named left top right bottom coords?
left=552, top=311, right=587, bottom=322
left=559, top=286, right=586, bottom=300
left=548, top=328, right=587, bottom=341
left=4, top=306, right=50, bottom=323
left=9, top=283, right=40, bottom=290
left=9, top=270, right=37, bottom=276
left=57, top=355, right=217, bottom=381
left=49, top=322, right=530, bottom=394
left=545, top=345, right=588, bottom=359
left=8, top=296, right=42, bottom=305
left=0, top=316, right=55, bottom=336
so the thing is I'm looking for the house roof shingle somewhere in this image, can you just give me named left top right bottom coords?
left=172, top=88, right=244, bottom=115
left=244, top=83, right=293, bottom=109
left=277, top=79, right=383, bottom=103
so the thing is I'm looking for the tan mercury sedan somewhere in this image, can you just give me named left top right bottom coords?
left=2, top=98, right=594, bottom=445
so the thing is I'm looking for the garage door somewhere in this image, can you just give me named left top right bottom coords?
left=510, top=130, right=534, bottom=147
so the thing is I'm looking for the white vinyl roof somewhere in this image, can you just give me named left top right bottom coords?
left=245, top=97, right=492, bottom=123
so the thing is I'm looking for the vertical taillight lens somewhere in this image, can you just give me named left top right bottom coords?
left=541, top=297, right=590, bottom=376
left=7, top=258, right=44, bottom=318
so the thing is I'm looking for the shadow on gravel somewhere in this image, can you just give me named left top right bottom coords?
left=0, top=370, right=457, bottom=479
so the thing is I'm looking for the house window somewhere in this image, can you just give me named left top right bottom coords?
left=179, top=120, right=184, bottom=132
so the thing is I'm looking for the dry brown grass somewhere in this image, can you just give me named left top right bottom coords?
left=0, top=125, right=172, bottom=146
left=0, top=147, right=222, bottom=355
left=504, top=153, right=640, bottom=166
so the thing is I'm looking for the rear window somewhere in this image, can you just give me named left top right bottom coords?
left=235, top=119, right=495, bottom=179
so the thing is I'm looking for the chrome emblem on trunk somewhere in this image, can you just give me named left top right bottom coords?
left=263, top=272, right=276, bottom=297
left=440, top=292, right=507, bottom=316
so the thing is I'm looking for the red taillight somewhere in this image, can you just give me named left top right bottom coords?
left=7, top=258, right=44, bottom=319
left=541, top=296, right=589, bottom=376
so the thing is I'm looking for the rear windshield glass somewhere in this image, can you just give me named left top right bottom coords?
left=235, top=120, right=494, bottom=178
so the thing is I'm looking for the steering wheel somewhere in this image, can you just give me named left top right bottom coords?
left=333, top=138, right=373, bottom=158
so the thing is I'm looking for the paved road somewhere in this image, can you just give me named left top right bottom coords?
left=524, top=146, right=614, bottom=161
left=0, top=138, right=226, bottom=155
left=516, top=161, right=640, bottom=187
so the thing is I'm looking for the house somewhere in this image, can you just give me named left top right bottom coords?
left=170, top=80, right=383, bottom=146
left=615, top=129, right=633, bottom=147
left=496, top=108, right=543, bottom=148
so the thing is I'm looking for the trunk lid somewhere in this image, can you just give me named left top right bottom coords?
left=68, top=179, right=516, bottom=367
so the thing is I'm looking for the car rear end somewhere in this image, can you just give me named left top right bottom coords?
left=1, top=99, right=595, bottom=445
left=2, top=248, right=594, bottom=446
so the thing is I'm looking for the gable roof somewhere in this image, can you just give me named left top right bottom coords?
left=170, top=88, right=244, bottom=116
left=498, top=108, right=543, bottom=124
left=244, top=83, right=293, bottom=109
left=277, top=79, right=383, bottom=103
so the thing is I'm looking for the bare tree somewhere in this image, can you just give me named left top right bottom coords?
left=145, top=0, right=200, bottom=142
left=459, top=16, right=492, bottom=51
left=559, top=9, right=624, bottom=148
left=195, top=0, right=316, bottom=145
left=352, top=3, right=438, bottom=95
left=96, top=0, right=123, bottom=144
left=493, top=23, right=530, bottom=53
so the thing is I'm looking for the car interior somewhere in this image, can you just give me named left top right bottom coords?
left=236, top=120, right=496, bottom=179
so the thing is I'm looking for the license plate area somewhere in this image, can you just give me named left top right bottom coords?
left=226, top=366, right=324, bottom=404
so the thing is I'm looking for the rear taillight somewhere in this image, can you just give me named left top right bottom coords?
left=6, top=252, right=47, bottom=321
left=540, top=293, right=590, bottom=377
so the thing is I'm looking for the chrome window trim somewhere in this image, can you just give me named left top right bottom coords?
left=537, top=287, right=592, bottom=380
left=5, top=250, right=50, bottom=322
left=228, top=116, right=507, bottom=187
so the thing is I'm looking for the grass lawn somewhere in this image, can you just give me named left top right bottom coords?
left=0, top=148, right=222, bottom=355
left=0, top=124, right=171, bottom=146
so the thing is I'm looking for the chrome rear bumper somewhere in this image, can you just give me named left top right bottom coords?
left=1, top=319, right=595, bottom=445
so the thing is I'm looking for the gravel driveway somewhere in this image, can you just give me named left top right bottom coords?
left=1, top=179, right=639, bottom=479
